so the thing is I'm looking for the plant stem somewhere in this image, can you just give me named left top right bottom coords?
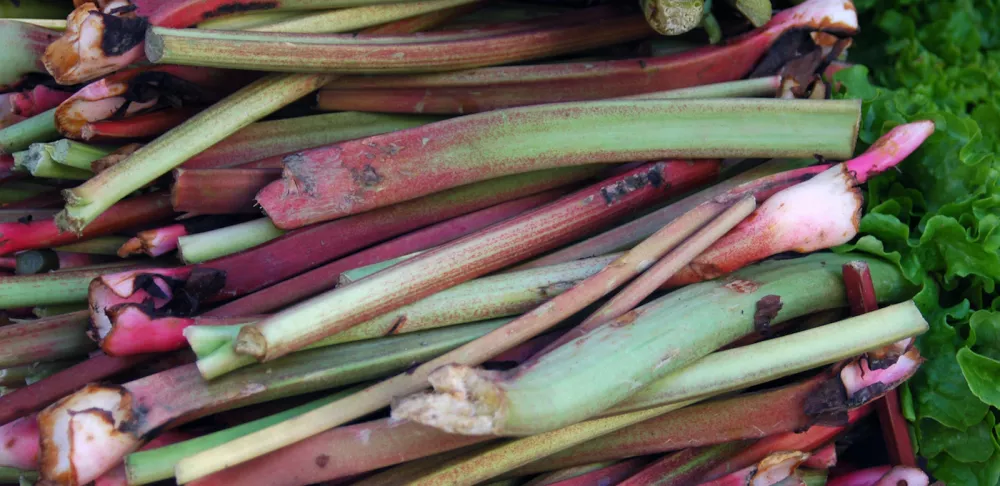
left=182, top=111, right=441, bottom=169
left=318, top=75, right=782, bottom=114
left=118, top=221, right=210, bottom=258
left=54, top=236, right=131, bottom=255
left=195, top=253, right=617, bottom=378
left=196, top=11, right=305, bottom=30
left=177, top=218, right=285, bottom=264
left=48, top=139, right=114, bottom=171
left=1, top=192, right=175, bottom=256
left=260, top=99, right=859, bottom=229
left=728, top=0, right=773, bottom=27
left=99, top=306, right=253, bottom=356
left=521, top=461, right=619, bottom=486
left=0, top=353, right=152, bottom=426
left=539, top=458, right=652, bottom=486
left=1, top=85, right=73, bottom=128
left=0, top=311, right=94, bottom=368
left=0, top=263, right=153, bottom=309
left=145, top=14, right=654, bottom=72
left=141, top=0, right=481, bottom=27
left=0, top=20, right=59, bottom=91
left=0, top=361, right=75, bottom=387
left=205, top=189, right=569, bottom=315
left=13, top=144, right=92, bottom=179
left=616, top=444, right=747, bottom=486
left=14, top=250, right=113, bottom=275
left=338, top=252, right=423, bottom=285
left=0, top=108, right=59, bottom=154
left=247, top=0, right=481, bottom=33
left=0, top=467, right=38, bottom=484
left=0, top=415, right=38, bottom=471
left=0, top=182, right=57, bottom=206
left=32, top=304, right=89, bottom=318
left=37, top=320, right=508, bottom=485
left=171, top=168, right=281, bottom=214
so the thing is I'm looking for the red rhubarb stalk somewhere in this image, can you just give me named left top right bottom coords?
left=802, top=443, right=837, bottom=469
left=0, top=311, right=94, bottom=368
left=616, top=444, right=747, bottom=486
left=99, top=167, right=602, bottom=306
left=255, top=98, right=857, bottom=229
left=1, top=85, right=73, bottom=128
left=117, top=216, right=238, bottom=258
left=100, top=306, right=251, bottom=356
left=0, top=415, right=39, bottom=470
left=171, top=168, right=281, bottom=214
left=545, top=458, right=652, bottom=486
left=207, top=190, right=569, bottom=316
left=0, top=353, right=154, bottom=426
left=0, top=191, right=175, bottom=256
left=664, top=121, right=934, bottom=287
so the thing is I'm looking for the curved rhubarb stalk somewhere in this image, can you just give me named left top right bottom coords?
left=0, top=21, right=60, bottom=91
left=43, top=3, right=149, bottom=85
left=54, top=65, right=253, bottom=140
left=665, top=120, right=934, bottom=287
left=1, top=85, right=73, bottom=128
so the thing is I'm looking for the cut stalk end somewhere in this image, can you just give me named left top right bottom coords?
left=392, top=364, right=505, bottom=435
left=234, top=326, right=267, bottom=360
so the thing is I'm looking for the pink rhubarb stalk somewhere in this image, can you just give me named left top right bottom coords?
left=1, top=85, right=73, bottom=128
left=117, top=216, right=236, bottom=258
left=0, top=415, right=39, bottom=470
left=664, top=120, right=935, bottom=287
left=829, top=466, right=929, bottom=486
left=0, top=191, right=175, bottom=256
left=207, top=190, right=569, bottom=316
left=802, top=443, right=837, bottom=469
left=96, top=167, right=602, bottom=307
left=171, top=168, right=281, bottom=214
left=98, top=306, right=251, bottom=356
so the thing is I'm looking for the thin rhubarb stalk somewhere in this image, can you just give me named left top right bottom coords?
left=0, top=108, right=59, bottom=154
left=317, top=76, right=782, bottom=114
left=261, top=99, right=857, bottom=229
left=237, top=162, right=720, bottom=362
left=522, top=461, right=619, bottom=486
left=54, top=236, right=131, bottom=255
left=47, top=139, right=114, bottom=171
left=664, top=121, right=935, bottom=287
left=176, top=218, right=285, bottom=264
left=338, top=252, right=423, bottom=285
left=247, top=0, right=481, bottom=33
left=0, top=263, right=154, bottom=309
left=145, top=13, right=654, bottom=72
left=0, top=191, right=175, bottom=256
left=617, top=444, right=747, bottom=486
left=56, top=3, right=462, bottom=233
left=1, top=86, right=72, bottom=128
left=0, top=182, right=57, bottom=206
left=0, top=416, right=38, bottom=471
left=14, top=249, right=114, bottom=275
left=0, top=467, right=37, bottom=484
left=0, top=361, right=74, bottom=387
left=171, top=161, right=718, bottom=483
left=0, top=311, right=94, bottom=368
left=535, top=458, right=652, bottom=486
left=196, top=11, right=306, bottom=30
left=94, top=431, right=194, bottom=486
left=37, top=320, right=508, bottom=485
left=194, top=254, right=617, bottom=378
left=171, top=168, right=282, bottom=214
left=182, top=111, right=441, bottom=169
left=32, top=304, right=89, bottom=318
left=13, top=144, right=92, bottom=179
left=0, top=21, right=59, bottom=91
left=205, top=189, right=569, bottom=314
left=0, top=353, right=152, bottom=426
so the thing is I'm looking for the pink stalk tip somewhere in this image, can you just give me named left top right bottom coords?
left=0, top=415, right=40, bottom=470
left=829, top=466, right=929, bottom=486
left=845, top=121, right=935, bottom=184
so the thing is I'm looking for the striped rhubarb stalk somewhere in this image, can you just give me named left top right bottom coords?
left=257, top=98, right=860, bottom=229
left=0, top=311, right=94, bottom=368
left=171, top=168, right=281, bottom=214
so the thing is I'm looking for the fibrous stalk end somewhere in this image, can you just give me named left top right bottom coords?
left=233, top=325, right=268, bottom=360
left=391, top=364, right=506, bottom=436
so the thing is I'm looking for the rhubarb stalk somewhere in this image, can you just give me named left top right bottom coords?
left=616, top=444, right=747, bottom=486
left=0, top=311, right=94, bottom=368
left=171, top=168, right=281, bottom=214
left=0, top=20, right=59, bottom=91
left=37, top=320, right=509, bottom=485
left=0, top=263, right=156, bottom=309
left=246, top=0, right=481, bottom=33
left=0, top=108, right=59, bottom=154
left=118, top=217, right=238, bottom=258
left=45, top=139, right=114, bottom=171
left=258, top=98, right=859, bottom=229
left=176, top=218, right=285, bottom=264
left=0, top=416, right=38, bottom=471
left=13, top=143, right=93, bottom=179
left=1, top=85, right=72, bottom=128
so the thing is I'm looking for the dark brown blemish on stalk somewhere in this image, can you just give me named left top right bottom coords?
left=183, top=268, right=227, bottom=300
left=753, top=295, right=783, bottom=337
left=354, top=165, right=383, bottom=188
left=386, top=315, right=407, bottom=335
left=803, top=377, right=849, bottom=426
left=202, top=1, right=280, bottom=20
left=599, top=163, right=665, bottom=205
left=16, top=215, right=31, bottom=224
left=315, top=454, right=330, bottom=468
left=848, top=382, right=887, bottom=408
left=538, top=281, right=577, bottom=297
left=99, top=14, right=148, bottom=56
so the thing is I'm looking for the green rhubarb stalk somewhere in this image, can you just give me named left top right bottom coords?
left=0, top=108, right=59, bottom=154
left=0, top=264, right=154, bottom=309
left=0, top=361, right=74, bottom=387
left=196, top=11, right=305, bottom=30
left=192, top=254, right=619, bottom=378
left=0, top=181, right=53, bottom=204
left=177, top=218, right=286, bottom=264
left=125, top=385, right=364, bottom=485
left=0, top=311, right=94, bottom=368
left=53, top=236, right=131, bottom=256
left=624, top=76, right=782, bottom=100
left=248, top=0, right=481, bottom=33
left=0, top=468, right=37, bottom=484
left=390, top=254, right=917, bottom=435
left=13, top=145, right=92, bottom=180
left=0, top=2, right=69, bottom=19
left=339, top=251, right=424, bottom=285
left=727, top=0, right=773, bottom=27
left=48, top=139, right=114, bottom=171
left=32, top=304, right=89, bottom=318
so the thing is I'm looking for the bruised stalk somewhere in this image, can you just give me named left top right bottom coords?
left=36, top=320, right=508, bottom=485
left=172, top=162, right=720, bottom=483
left=0, top=311, right=94, bottom=368
left=55, top=5, right=464, bottom=234
left=192, top=253, right=618, bottom=377
left=95, top=167, right=598, bottom=306
left=176, top=218, right=285, bottom=264
left=118, top=217, right=238, bottom=258
left=0, top=191, right=175, bottom=256
left=258, top=98, right=859, bottom=229
left=0, top=108, right=59, bottom=154
left=171, top=168, right=282, bottom=214
left=0, top=21, right=60, bottom=91
left=205, top=190, right=571, bottom=315
left=236, top=162, right=722, bottom=362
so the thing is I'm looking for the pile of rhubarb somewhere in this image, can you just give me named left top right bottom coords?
left=0, top=0, right=950, bottom=485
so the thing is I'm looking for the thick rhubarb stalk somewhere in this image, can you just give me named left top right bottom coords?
left=0, top=353, right=152, bottom=426
left=96, top=167, right=598, bottom=308
left=205, top=190, right=569, bottom=314
left=45, top=139, right=114, bottom=171
left=13, top=143, right=93, bottom=179
left=237, top=162, right=721, bottom=362
left=617, top=444, right=747, bottom=486
left=0, top=107, right=59, bottom=154
left=0, top=416, right=39, bottom=470
left=0, top=21, right=59, bottom=91
left=1, top=86, right=72, bottom=128
left=665, top=121, right=935, bottom=287
left=257, top=98, right=858, bottom=229
left=247, top=0, right=480, bottom=33
left=193, top=254, right=616, bottom=378
left=391, top=255, right=916, bottom=436
left=171, top=168, right=281, bottom=214
left=36, top=320, right=507, bottom=485
left=182, top=111, right=440, bottom=169
left=145, top=13, right=654, bottom=72
left=316, top=75, right=782, bottom=114
left=176, top=218, right=285, bottom=264
left=0, top=191, right=175, bottom=256
left=171, top=162, right=718, bottom=483
left=0, top=311, right=94, bottom=368
left=0, top=263, right=153, bottom=309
